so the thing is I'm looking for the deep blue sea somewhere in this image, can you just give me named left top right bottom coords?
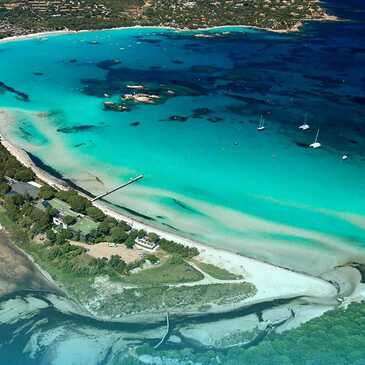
left=0, top=0, right=364, bottom=363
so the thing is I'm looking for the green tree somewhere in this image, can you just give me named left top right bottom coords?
left=69, top=195, right=87, bottom=213
left=14, top=168, right=34, bottom=182
left=97, top=220, right=111, bottom=235
left=137, top=229, right=146, bottom=239
left=124, top=236, right=135, bottom=249
left=47, top=207, right=59, bottom=217
left=147, top=232, right=159, bottom=243
left=118, top=220, right=131, bottom=231
left=0, top=182, right=10, bottom=195
left=39, top=185, right=56, bottom=200
left=9, top=193, right=25, bottom=207
left=30, top=208, right=51, bottom=234
left=46, top=229, right=57, bottom=243
left=62, top=215, right=77, bottom=226
left=86, top=206, right=105, bottom=222
left=110, top=227, right=128, bottom=243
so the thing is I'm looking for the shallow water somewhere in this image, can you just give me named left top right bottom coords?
left=0, top=3, right=365, bottom=273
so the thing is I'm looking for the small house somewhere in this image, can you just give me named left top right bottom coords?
left=135, top=237, right=159, bottom=252
left=52, top=217, right=68, bottom=230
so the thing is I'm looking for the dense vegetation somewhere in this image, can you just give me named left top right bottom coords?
left=0, top=143, right=199, bottom=279
left=122, top=255, right=204, bottom=285
left=0, top=145, right=34, bottom=181
left=0, top=0, right=328, bottom=39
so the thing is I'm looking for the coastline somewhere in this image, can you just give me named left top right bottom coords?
left=0, top=11, right=340, bottom=45
left=0, top=110, right=354, bottom=312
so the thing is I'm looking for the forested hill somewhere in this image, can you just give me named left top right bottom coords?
left=0, top=0, right=328, bottom=38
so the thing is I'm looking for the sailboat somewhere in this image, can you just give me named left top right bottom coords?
left=257, top=115, right=266, bottom=131
left=299, top=113, right=310, bottom=130
left=309, top=129, right=321, bottom=149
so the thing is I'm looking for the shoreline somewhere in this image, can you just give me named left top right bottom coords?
left=0, top=110, right=352, bottom=311
left=0, top=12, right=340, bottom=45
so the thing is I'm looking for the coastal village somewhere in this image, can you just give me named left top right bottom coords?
left=0, top=0, right=328, bottom=39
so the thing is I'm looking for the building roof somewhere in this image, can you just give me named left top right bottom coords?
left=6, top=178, right=40, bottom=199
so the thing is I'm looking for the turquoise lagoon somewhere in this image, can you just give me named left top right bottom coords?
left=0, top=9, right=365, bottom=273
left=0, top=1, right=365, bottom=364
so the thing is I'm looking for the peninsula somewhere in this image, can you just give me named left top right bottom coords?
left=0, top=0, right=334, bottom=39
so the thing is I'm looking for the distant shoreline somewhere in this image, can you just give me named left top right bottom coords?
left=0, top=12, right=340, bottom=45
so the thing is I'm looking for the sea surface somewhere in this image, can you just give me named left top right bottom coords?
left=0, top=0, right=365, bottom=363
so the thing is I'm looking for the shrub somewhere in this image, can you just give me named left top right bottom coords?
left=145, top=254, right=160, bottom=264
left=108, top=255, right=127, bottom=273
left=159, top=239, right=199, bottom=258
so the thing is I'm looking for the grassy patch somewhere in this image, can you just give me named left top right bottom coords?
left=97, top=282, right=257, bottom=316
left=122, top=257, right=204, bottom=286
left=72, top=216, right=98, bottom=235
left=163, top=283, right=256, bottom=308
left=49, top=198, right=78, bottom=217
left=193, top=260, right=242, bottom=280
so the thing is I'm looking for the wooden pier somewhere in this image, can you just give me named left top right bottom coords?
left=91, top=175, right=144, bottom=202
left=154, top=312, right=170, bottom=350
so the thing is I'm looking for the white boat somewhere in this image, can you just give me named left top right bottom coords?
left=127, top=85, right=145, bottom=90
left=299, top=113, right=310, bottom=130
left=299, top=123, right=310, bottom=130
left=342, top=154, right=349, bottom=160
left=309, top=129, right=321, bottom=149
left=257, top=115, right=266, bottom=131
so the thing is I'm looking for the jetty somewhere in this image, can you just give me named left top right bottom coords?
left=154, top=312, right=170, bottom=350
left=91, top=175, right=144, bottom=202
